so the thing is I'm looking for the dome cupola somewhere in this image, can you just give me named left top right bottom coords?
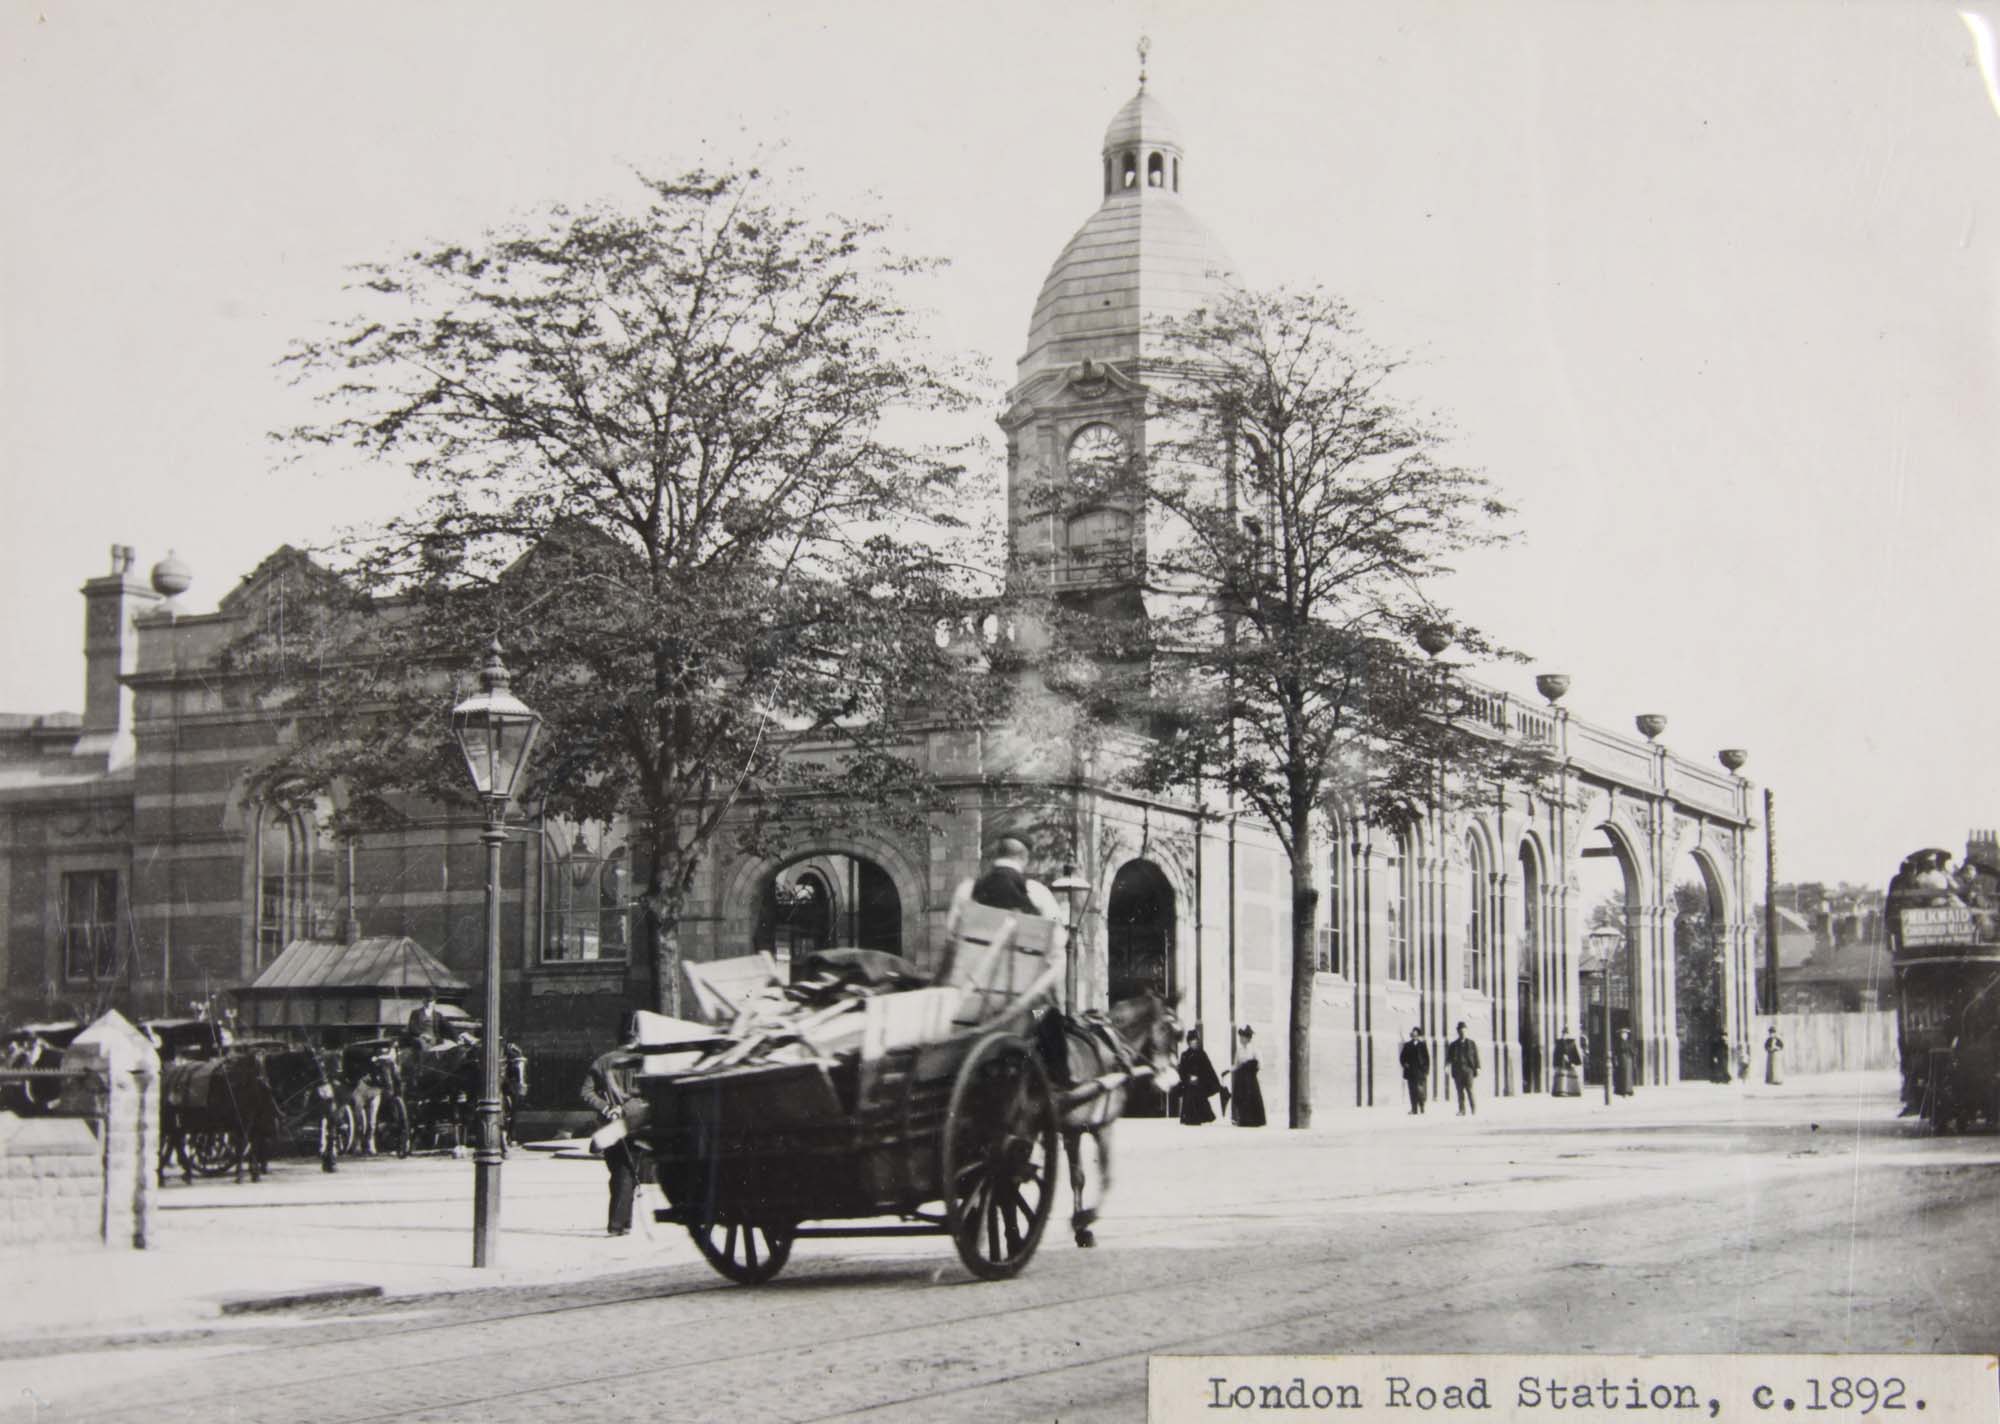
left=1015, top=44, right=1237, bottom=384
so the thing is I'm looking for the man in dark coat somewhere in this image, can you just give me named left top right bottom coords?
left=407, top=992, right=445, bottom=1045
left=581, top=1044, right=639, bottom=1236
left=950, top=837, right=1070, bottom=1087
left=1613, top=1027, right=1638, bottom=1097
left=1176, top=1028, right=1222, bottom=1125
left=1399, top=1027, right=1430, bottom=1114
left=1445, top=1021, right=1481, bottom=1116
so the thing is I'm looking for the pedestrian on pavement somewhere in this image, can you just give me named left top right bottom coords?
left=1399, top=1027, right=1430, bottom=1114
left=1613, top=1027, right=1637, bottom=1097
left=581, top=1038, right=640, bottom=1236
left=1229, top=1025, right=1266, bottom=1127
left=1735, top=1040, right=1752, bottom=1083
left=1764, top=1025, right=1785, bottom=1085
left=1710, top=1031, right=1731, bottom=1085
left=1445, top=1022, right=1480, bottom=1115
left=1176, top=1028, right=1222, bottom=1125
left=1551, top=1027, right=1582, bottom=1097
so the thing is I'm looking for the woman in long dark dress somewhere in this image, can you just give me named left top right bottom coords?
left=1551, top=1028, right=1582, bottom=1097
left=1177, top=1029, right=1222, bottom=1125
left=1230, top=1025, right=1267, bottom=1127
left=1612, top=1028, right=1637, bottom=1097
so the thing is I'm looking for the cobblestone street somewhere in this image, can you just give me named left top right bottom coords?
left=1, top=1073, right=1993, bottom=1423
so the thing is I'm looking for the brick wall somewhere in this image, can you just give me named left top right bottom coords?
left=0, top=1115, right=101, bottom=1250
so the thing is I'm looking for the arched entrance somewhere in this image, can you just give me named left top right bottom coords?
left=1105, top=858, right=1176, bottom=1006
left=1673, top=851, right=1728, bottom=1081
left=1578, top=824, right=1642, bottom=1088
left=753, top=853, right=903, bottom=976
left=1518, top=839, right=1544, bottom=1093
left=1106, top=857, right=1176, bottom=1117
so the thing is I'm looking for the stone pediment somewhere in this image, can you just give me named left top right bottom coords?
left=218, top=545, right=346, bottom=617
left=1000, top=359, right=1148, bottom=428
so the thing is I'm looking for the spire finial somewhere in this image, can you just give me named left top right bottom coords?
left=1137, top=34, right=1151, bottom=89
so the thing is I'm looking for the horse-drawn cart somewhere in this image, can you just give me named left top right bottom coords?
left=632, top=906, right=1065, bottom=1283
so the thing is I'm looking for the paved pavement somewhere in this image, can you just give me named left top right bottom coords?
left=0, top=1070, right=1911, bottom=1342
left=0, top=1069, right=1991, bottom=1423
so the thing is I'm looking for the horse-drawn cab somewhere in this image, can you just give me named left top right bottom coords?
left=338, top=1014, right=528, bottom=1158
left=0, top=1021, right=83, bottom=1114
left=140, top=1017, right=232, bottom=1064
left=227, top=1037, right=341, bottom=1170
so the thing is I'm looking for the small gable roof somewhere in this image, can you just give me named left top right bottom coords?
left=244, top=936, right=467, bottom=994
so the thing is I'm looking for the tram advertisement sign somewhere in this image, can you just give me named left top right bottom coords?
left=1898, top=905, right=1975, bottom=946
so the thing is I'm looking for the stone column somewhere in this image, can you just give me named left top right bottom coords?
left=67, top=1010, right=160, bottom=1249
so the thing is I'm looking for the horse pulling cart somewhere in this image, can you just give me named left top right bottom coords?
left=632, top=906, right=1066, bottom=1283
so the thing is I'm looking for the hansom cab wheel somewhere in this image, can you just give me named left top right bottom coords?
left=688, top=1219, right=796, bottom=1285
left=941, top=1031, right=1059, bottom=1281
left=180, top=1129, right=240, bottom=1177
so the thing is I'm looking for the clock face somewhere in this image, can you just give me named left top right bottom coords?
left=1066, top=423, right=1126, bottom=478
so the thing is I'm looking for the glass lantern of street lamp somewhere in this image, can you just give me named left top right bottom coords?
left=451, top=640, right=543, bottom=806
left=1416, top=624, right=1453, bottom=659
left=1049, top=862, right=1092, bottom=1010
left=1050, top=862, right=1092, bottom=928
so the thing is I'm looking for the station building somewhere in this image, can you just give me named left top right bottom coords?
left=0, top=79, right=1762, bottom=1116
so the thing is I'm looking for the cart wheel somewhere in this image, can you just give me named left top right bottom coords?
left=379, top=1095, right=412, bottom=1158
left=942, top=1033, right=1058, bottom=1281
left=179, top=1129, right=241, bottom=1178
left=689, top=1220, right=795, bottom=1285
left=336, top=1103, right=358, bottom=1156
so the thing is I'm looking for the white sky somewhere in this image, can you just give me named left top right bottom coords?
left=3, top=0, right=1995, bottom=887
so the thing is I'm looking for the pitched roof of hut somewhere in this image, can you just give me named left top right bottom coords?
left=244, top=937, right=467, bottom=994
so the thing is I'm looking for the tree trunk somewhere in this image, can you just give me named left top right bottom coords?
left=650, top=904, right=683, bottom=1019
left=1288, top=858, right=1318, bottom=1130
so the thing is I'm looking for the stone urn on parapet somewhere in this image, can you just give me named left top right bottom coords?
left=1635, top=714, right=1668, bottom=742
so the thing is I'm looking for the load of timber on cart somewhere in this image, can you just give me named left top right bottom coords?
left=616, top=904, right=1069, bottom=1283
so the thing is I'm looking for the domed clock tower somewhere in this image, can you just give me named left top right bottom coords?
left=999, top=61, right=1237, bottom=616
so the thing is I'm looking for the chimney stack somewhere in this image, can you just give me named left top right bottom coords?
left=74, top=544, right=161, bottom=768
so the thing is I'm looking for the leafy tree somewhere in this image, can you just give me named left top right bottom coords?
left=239, top=167, right=995, bottom=1013
left=1042, top=287, right=1551, bottom=1127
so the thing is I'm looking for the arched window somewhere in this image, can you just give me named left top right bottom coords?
left=1147, top=151, right=1165, bottom=187
left=1464, top=834, right=1489, bottom=992
left=254, top=797, right=335, bottom=967
left=1065, top=506, right=1133, bottom=567
left=1121, top=152, right=1138, bottom=188
left=543, top=825, right=630, bottom=964
left=1387, top=834, right=1415, bottom=983
left=1318, top=826, right=1349, bottom=977
left=599, top=848, right=629, bottom=959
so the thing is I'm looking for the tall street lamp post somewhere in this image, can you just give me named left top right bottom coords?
left=450, top=640, right=542, bottom=1269
left=1585, top=928, right=1622, bottom=1107
left=1050, top=861, right=1093, bottom=1012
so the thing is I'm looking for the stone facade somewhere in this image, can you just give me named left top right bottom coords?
left=0, top=79, right=1762, bottom=1121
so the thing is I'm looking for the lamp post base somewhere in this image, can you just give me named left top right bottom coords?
left=473, top=1148, right=502, bottom=1268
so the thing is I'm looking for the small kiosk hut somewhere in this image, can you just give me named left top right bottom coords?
left=236, top=937, right=469, bottom=1045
